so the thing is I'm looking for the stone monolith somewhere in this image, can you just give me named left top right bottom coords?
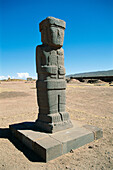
left=35, top=16, right=73, bottom=133
left=9, top=17, right=103, bottom=162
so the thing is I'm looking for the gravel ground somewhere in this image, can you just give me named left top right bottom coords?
left=0, top=81, right=113, bottom=170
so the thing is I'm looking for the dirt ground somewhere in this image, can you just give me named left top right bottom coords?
left=0, top=81, right=113, bottom=170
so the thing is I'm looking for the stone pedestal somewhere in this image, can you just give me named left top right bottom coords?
left=9, top=120, right=103, bottom=162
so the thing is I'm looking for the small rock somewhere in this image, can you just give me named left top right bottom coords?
left=70, top=149, right=74, bottom=153
left=88, top=146, right=93, bottom=149
left=77, top=158, right=80, bottom=161
left=101, top=166, right=104, bottom=170
left=108, top=157, right=111, bottom=163
left=66, top=166, right=70, bottom=169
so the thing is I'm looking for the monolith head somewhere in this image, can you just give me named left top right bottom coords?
left=39, top=16, right=66, bottom=47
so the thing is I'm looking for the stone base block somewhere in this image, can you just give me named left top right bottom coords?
left=9, top=120, right=103, bottom=162
left=35, top=119, right=73, bottom=133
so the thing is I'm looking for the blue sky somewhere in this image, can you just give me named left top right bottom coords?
left=0, top=0, right=113, bottom=79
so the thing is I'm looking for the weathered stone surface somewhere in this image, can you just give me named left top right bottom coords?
left=35, top=16, right=73, bottom=133
left=49, top=125, right=94, bottom=154
left=34, top=136, right=62, bottom=161
left=83, top=124, right=103, bottom=140
left=9, top=120, right=103, bottom=162
left=39, top=16, right=66, bottom=47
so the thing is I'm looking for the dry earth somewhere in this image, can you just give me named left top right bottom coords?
left=0, top=81, right=113, bottom=170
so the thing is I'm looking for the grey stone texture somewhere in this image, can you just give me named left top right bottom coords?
left=35, top=16, right=73, bottom=133
left=9, top=120, right=103, bottom=162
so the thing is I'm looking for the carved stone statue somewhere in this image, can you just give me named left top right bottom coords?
left=35, top=16, right=73, bottom=133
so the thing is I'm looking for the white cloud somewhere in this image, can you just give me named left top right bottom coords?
left=32, top=75, right=37, bottom=79
left=0, top=73, right=30, bottom=80
left=8, top=75, right=11, bottom=78
left=17, top=72, right=29, bottom=79
left=0, top=75, right=14, bottom=80
left=0, top=76, right=8, bottom=80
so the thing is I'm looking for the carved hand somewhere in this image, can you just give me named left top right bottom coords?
left=58, top=66, right=65, bottom=75
left=41, top=66, right=57, bottom=75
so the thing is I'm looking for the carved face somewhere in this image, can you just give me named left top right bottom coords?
left=48, top=26, right=64, bottom=47
left=41, top=25, right=65, bottom=47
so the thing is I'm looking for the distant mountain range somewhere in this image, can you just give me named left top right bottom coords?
left=67, top=69, right=113, bottom=78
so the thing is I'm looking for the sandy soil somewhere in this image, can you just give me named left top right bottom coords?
left=0, top=81, right=113, bottom=170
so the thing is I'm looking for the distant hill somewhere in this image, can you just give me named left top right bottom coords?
left=67, top=70, right=113, bottom=78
